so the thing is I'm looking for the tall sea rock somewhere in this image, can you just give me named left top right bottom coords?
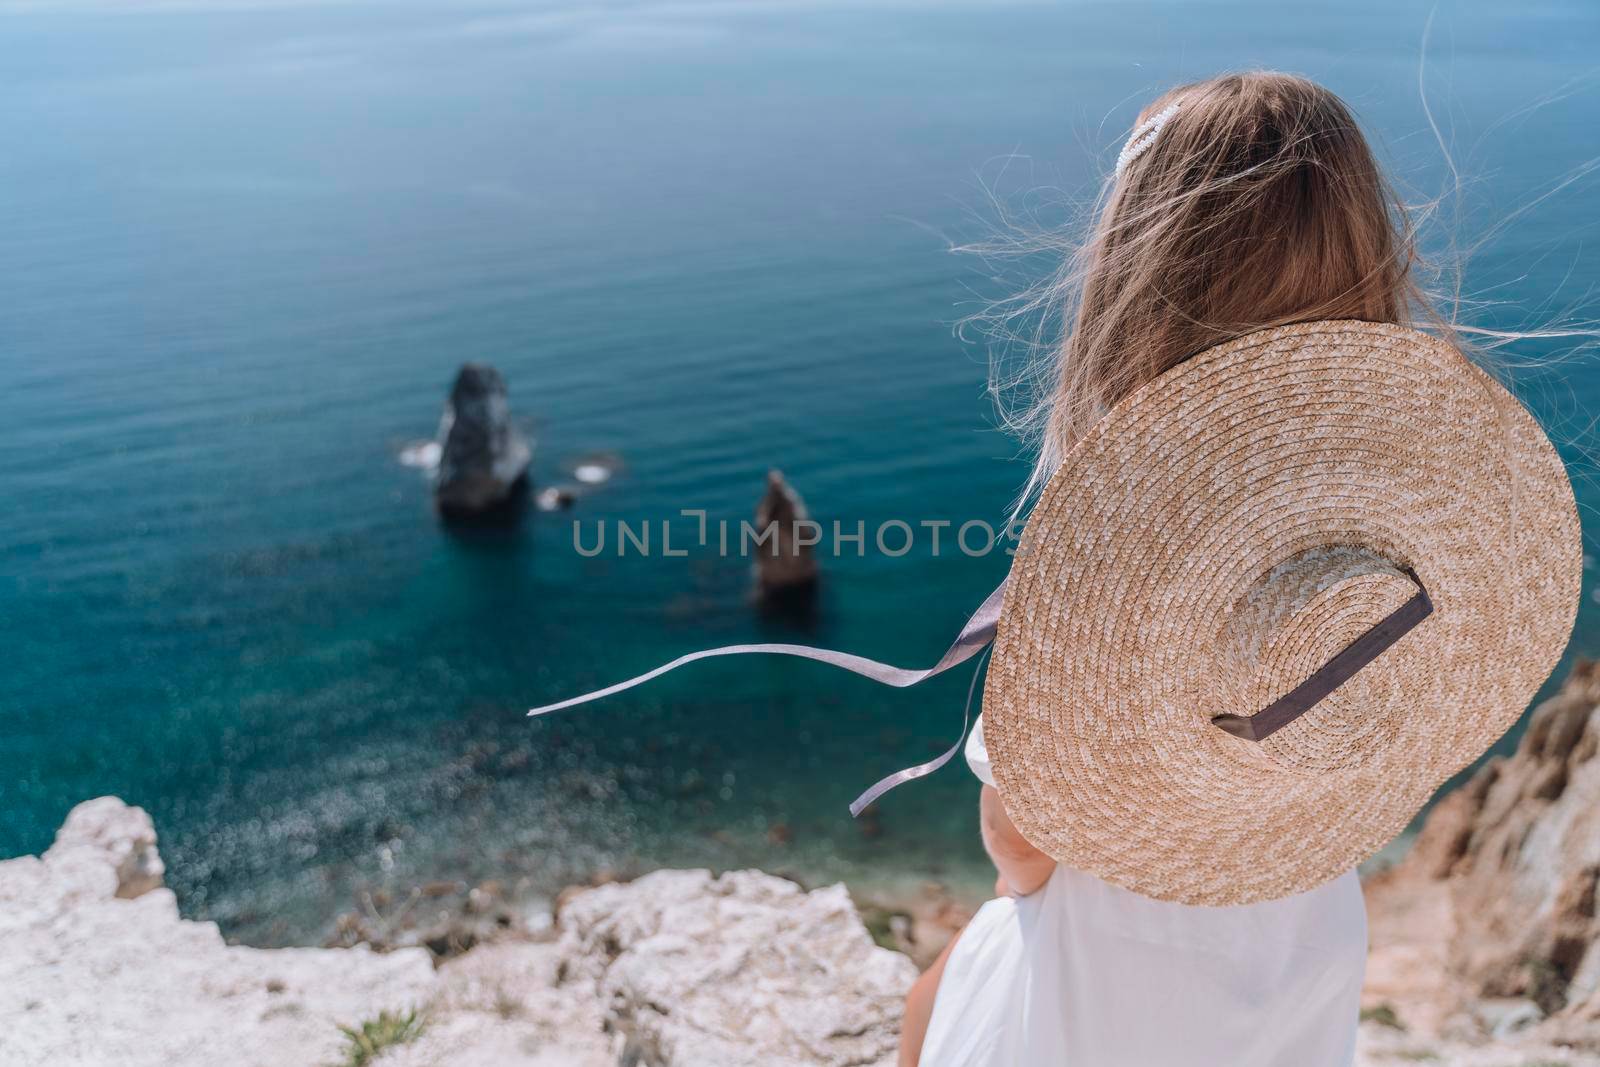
left=754, top=469, right=819, bottom=597
left=434, top=363, right=532, bottom=517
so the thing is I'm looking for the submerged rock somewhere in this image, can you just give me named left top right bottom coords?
left=753, top=469, right=819, bottom=597
left=536, top=486, right=576, bottom=512
left=433, top=363, right=533, bottom=517
left=397, top=439, right=442, bottom=472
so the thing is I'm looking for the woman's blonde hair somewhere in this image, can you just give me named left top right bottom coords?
left=995, top=71, right=1444, bottom=513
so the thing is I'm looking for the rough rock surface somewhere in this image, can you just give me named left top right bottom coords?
left=753, top=468, right=819, bottom=595
left=385, top=942, right=615, bottom=1067
left=434, top=362, right=533, bottom=516
left=1357, top=1024, right=1600, bottom=1065
left=0, top=798, right=438, bottom=1067
left=1364, top=660, right=1600, bottom=1054
left=22, top=783, right=1600, bottom=1067
left=1, top=800, right=913, bottom=1067
left=44, top=794, right=166, bottom=899
left=558, top=869, right=916, bottom=1067
left=326, top=876, right=529, bottom=961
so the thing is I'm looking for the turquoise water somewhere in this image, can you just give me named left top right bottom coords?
left=3, top=0, right=1598, bottom=942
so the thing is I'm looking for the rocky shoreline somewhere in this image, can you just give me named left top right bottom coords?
left=11, top=664, right=1600, bottom=1066
left=1360, top=659, right=1600, bottom=1059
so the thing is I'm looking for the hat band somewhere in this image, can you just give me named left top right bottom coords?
left=1209, top=570, right=1433, bottom=743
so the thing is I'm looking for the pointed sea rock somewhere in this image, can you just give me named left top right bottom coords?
left=754, top=468, right=819, bottom=596
left=433, top=363, right=533, bottom=517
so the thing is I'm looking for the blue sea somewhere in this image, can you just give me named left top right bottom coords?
left=3, top=0, right=1598, bottom=943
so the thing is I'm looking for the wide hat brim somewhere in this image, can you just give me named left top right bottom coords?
left=983, top=320, right=1580, bottom=906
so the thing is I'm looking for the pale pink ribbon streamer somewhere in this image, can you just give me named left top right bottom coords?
left=528, top=580, right=1008, bottom=816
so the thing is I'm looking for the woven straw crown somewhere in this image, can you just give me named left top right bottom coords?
left=983, top=320, right=1580, bottom=906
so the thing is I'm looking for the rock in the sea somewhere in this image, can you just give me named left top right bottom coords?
left=434, top=363, right=533, bottom=516
left=1364, top=660, right=1600, bottom=1051
left=556, top=869, right=916, bottom=1067
left=536, top=485, right=576, bottom=512
left=753, top=469, right=819, bottom=596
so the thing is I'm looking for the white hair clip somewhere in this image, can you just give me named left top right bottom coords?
left=1115, top=102, right=1181, bottom=175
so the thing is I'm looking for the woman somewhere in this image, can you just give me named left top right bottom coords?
left=896, top=71, right=1573, bottom=1066
left=528, top=67, right=1580, bottom=1067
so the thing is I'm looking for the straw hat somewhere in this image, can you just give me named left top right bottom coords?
left=982, top=320, right=1581, bottom=906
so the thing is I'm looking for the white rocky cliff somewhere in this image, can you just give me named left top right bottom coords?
left=0, top=797, right=915, bottom=1067
left=11, top=792, right=1600, bottom=1066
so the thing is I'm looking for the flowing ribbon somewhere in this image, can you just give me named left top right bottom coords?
left=528, top=580, right=1009, bottom=815
left=853, top=645, right=991, bottom=817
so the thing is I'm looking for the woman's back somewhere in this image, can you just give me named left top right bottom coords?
left=918, top=717, right=1367, bottom=1067
left=921, top=866, right=1366, bottom=1066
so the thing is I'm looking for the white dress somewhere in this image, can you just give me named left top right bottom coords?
left=919, top=715, right=1367, bottom=1067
